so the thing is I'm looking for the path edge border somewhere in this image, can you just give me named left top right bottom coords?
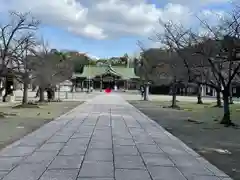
left=126, top=100, right=233, bottom=179
left=0, top=100, right=86, bottom=153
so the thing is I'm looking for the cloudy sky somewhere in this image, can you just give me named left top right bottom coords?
left=0, top=0, right=233, bottom=58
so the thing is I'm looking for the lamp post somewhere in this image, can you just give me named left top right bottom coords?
left=87, top=61, right=91, bottom=93
left=85, top=51, right=91, bottom=93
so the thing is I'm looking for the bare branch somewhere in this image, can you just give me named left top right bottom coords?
left=0, top=11, right=39, bottom=76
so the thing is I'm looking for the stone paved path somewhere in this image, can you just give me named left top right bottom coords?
left=0, top=94, right=232, bottom=180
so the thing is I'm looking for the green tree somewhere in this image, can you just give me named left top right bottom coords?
left=72, top=54, right=88, bottom=73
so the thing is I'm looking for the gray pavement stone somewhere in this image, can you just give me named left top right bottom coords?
left=178, top=165, right=214, bottom=177
left=2, top=163, right=46, bottom=180
left=46, top=135, right=71, bottom=143
left=113, top=134, right=133, bottom=140
left=36, top=143, right=65, bottom=152
left=67, top=138, right=90, bottom=147
left=148, top=166, right=187, bottom=180
left=185, top=175, right=221, bottom=180
left=91, top=134, right=112, bottom=142
left=85, top=149, right=113, bottom=162
left=161, top=145, right=190, bottom=156
left=78, top=178, right=114, bottom=180
left=114, top=155, right=145, bottom=169
left=53, top=132, right=74, bottom=137
left=0, top=157, right=23, bottom=171
left=128, top=127, right=145, bottom=133
left=170, top=155, right=203, bottom=167
left=136, top=144, right=164, bottom=154
left=78, top=161, right=114, bottom=178
left=95, top=126, right=112, bottom=131
left=115, top=169, right=151, bottom=180
left=39, top=169, right=79, bottom=180
left=17, top=138, right=47, bottom=147
left=113, top=138, right=135, bottom=146
left=81, top=122, right=97, bottom=126
left=88, top=140, right=112, bottom=149
left=59, top=145, right=87, bottom=156
left=48, top=155, right=83, bottom=169
left=92, top=127, right=112, bottom=134
left=22, top=151, right=58, bottom=165
left=141, top=153, right=175, bottom=167
left=75, top=126, right=94, bottom=134
left=133, top=136, right=156, bottom=145
left=0, top=146, right=36, bottom=157
left=0, top=171, right=9, bottom=179
left=114, top=145, right=139, bottom=156
left=71, top=132, right=92, bottom=139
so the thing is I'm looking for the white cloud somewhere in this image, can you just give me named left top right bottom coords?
left=69, top=24, right=106, bottom=39
left=0, top=0, right=230, bottom=40
left=168, top=0, right=230, bottom=6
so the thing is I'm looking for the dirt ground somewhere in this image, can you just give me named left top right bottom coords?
left=129, top=100, right=240, bottom=180
left=0, top=101, right=82, bottom=150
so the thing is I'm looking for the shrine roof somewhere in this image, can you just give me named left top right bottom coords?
left=72, top=65, right=139, bottom=80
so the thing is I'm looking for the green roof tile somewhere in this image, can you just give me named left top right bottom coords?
left=73, top=65, right=139, bottom=79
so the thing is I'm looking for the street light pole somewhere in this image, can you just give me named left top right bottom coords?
left=83, top=51, right=91, bottom=93
left=87, top=60, right=90, bottom=93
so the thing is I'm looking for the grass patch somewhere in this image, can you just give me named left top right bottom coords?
left=130, top=100, right=240, bottom=124
left=0, top=101, right=83, bottom=150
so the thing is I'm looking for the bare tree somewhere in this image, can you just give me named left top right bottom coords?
left=11, top=34, right=38, bottom=104
left=30, top=41, right=74, bottom=102
left=134, top=42, right=150, bottom=100
left=145, top=48, right=187, bottom=108
left=136, top=40, right=188, bottom=107
left=0, top=11, right=39, bottom=101
left=157, top=6, right=240, bottom=126
left=151, top=21, right=207, bottom=105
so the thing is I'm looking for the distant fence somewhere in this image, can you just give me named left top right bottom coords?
left=10, top=89, right=102, bottom=102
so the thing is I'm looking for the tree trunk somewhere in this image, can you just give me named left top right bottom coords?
left=52, top=90, right=55, bottom=100
left=184, top=86, right=188, bottom=96
left=70, top=80, right=75, bottom=92
left=143, top=84, right=149, bottom=101
left=22, top=81, right=28, bottom=105
left=0, top=87, right=4, bottom=97
left=216, top=90, right=222, bottom=107
left=220, top=91, right=232, bottom=126
left=35, top=88, right=39, bottom=97
left=170, top=83, right=178, bottom=108
left=229, top=85, right=234, bottom=104
left=100, top=80, right=103, bottom=92
left=0, top=79, right=2, bottom=96
left=46, top=87, right=55, bottom=102
left=229, top=96, right=234, bottom=104
left=47, top=89, right=51, bottom=102
left=3, top=76, right=14, bottom=102
left=39, top=87, right=45, bottom=102
left=171, top=92, right=177, bottom=108
left=197, top=84, right=203, bottom=104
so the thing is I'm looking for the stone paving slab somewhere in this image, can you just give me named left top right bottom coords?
left=0, top=94, right=233, bottom=180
